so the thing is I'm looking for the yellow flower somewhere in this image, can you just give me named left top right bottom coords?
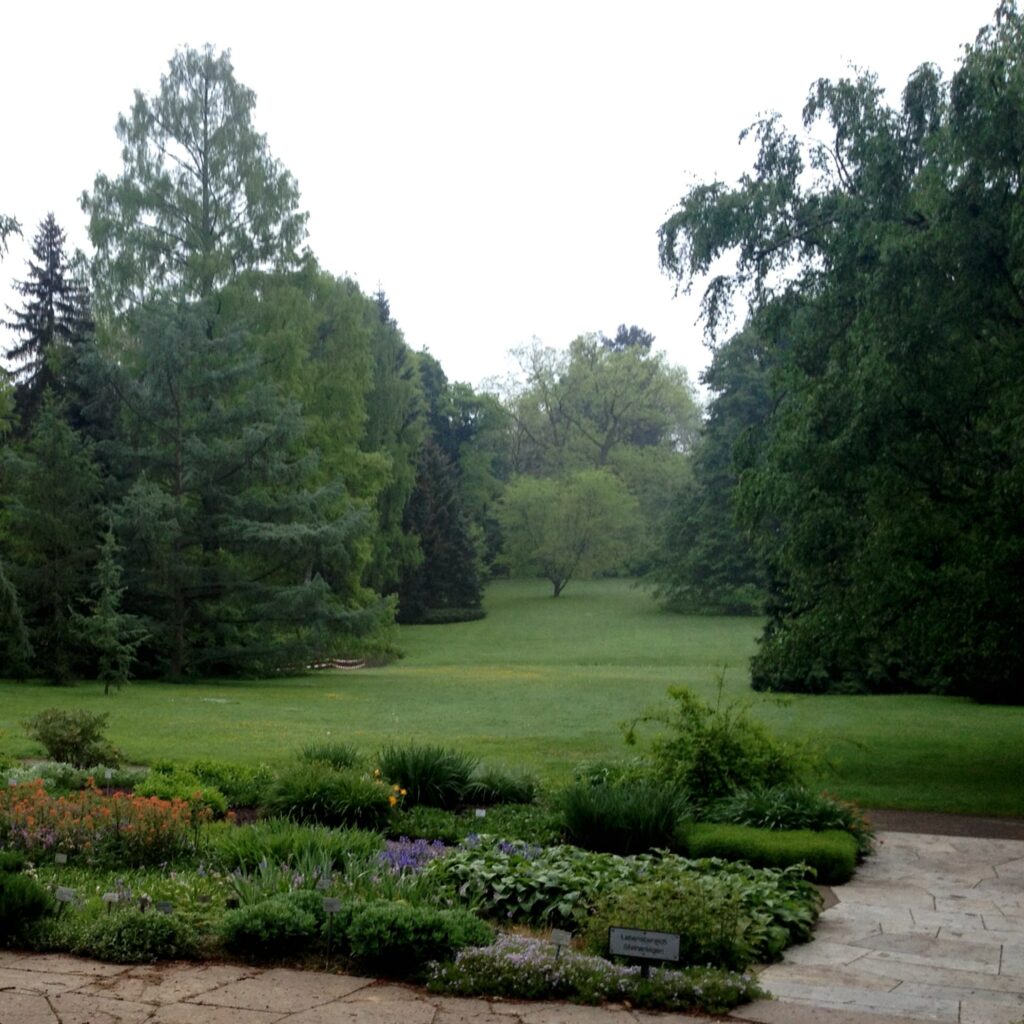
left=388, top=795, right=398, bottom=807
left=400, top=788, right=407, bottom=796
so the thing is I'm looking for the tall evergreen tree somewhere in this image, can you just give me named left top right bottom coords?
left=0, top=556, right=34, bottom=678
left=397, top=440, right=483, bottom=623
left=3, top=214, right=93, bottom=433
left=3, top=394, right=102, bottom=681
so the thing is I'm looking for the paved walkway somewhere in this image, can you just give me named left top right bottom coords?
left=1, top=831, right=1022, bottom=1024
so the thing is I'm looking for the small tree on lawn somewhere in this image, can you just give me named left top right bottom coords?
left=73, top=526, right=147, bottom=693
left=498, top=469, right=641, bottom=596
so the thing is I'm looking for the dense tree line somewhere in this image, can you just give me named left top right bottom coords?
left=3, top=45, right=700, bottom=681
left=657, top=3, right=1024, bottom=703
left=0, top=47, right=496, bottom=681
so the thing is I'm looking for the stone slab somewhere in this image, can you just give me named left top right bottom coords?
left=146, top=1003, right=284, bottom=1024
left=960, top=997, right=1024, bottom=1024
left=730, top=999, right=936, bottom=1023
left=11, top=955, right=129, bottom=978
left=80, top=963, right=257, bottom=1005
left=192, top=969, right=375, bottom=1014
left=0, top=966, right=89, bottom=996
left=758, top=980, right=960, bottom=1021
left=47, top=991, right=157, bottom=1024
left=0, top=992, right=58, bottom=1024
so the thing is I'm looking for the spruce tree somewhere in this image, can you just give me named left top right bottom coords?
left=0, top=556, right=34, bottom=678
left=3, top=214, right=93, bottom=433
left=397, top=440, right=483, bottom=623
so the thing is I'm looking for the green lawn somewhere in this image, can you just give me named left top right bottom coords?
left=2, top=578, right=1021, bottom=816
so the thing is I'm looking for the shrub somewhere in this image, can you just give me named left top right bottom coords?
left=261, top=762, right=392, bottom=829
left=298, top=742, right=361, bottom=771
left=557, top=782, right=683, bottom=854
left=582, top=877, right=754, bottom=970
left=427, top=934, right=764, bottom=1014
left=417, top=607, right=487, bottom=625
left=74, top=910, right=198, bottom=963
left=181, top=760, right=273, bottom=807
left=220, top=892, right=322, bottom=958
left=465, top=765, right=538, bottom=806
left=344, top=901, right=492, bottom=971
left=0, top=872, right=54, bottom=939
left=707, top=784, right=874, bottom=857
left=135, top=768, right=229, bottom=818
left=624, top=684, right=809, bottom=807
left=23, top=708, right=121, bottom=768
left=681, top=824, right=858, bottom=885
left=213, top=818, right=384, bottom=873
left=0, top=851, right=27, bottom=873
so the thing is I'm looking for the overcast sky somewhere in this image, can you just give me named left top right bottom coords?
left=0, top=1, right=1000, bottom=395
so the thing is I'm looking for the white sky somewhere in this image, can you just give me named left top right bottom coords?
left=0, top=1, right=999, bottom=395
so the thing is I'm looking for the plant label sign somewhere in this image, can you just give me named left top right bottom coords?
left=56, top=886, right=76, bottom=903
left=474, top=808, right=487, bottom=818
left=54, top=853, right=68, bottom=865
left=105, top=769, right=114, bottom=781
left=322, top=898, right=342, bottom=915
left=550, top=928, right=572, bottom=948
left=155, top=901, right=173, bottom=915
left=102, top=892, right=120, bottom=904
left=608, top=926, right=680, bottom=964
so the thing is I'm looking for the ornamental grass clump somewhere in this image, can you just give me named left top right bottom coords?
left=213, top=818, right=384, bottom=873
left=377, top=743, right=478, bottom=809
left=0, top=779, right=210, bottom=866
left=557, top=781, right=684, bottom=854
left=427, top=933, right=764, bottom=1014
left=260, top=762, right=392, bottom=829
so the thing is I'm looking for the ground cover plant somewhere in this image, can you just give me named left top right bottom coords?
left=3, top=581, right=1020, bottom=814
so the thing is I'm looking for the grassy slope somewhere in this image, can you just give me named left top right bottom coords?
left=1, top=578, right=1021, bottom=815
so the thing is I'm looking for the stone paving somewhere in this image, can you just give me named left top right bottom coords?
left=1, top=831, right=1022, bottom=1024
left=732, top=831, right=1024, bottom=1024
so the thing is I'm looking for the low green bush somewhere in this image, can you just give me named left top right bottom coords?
left=22, top=708, right=121, bottom=768
left=41, top=910, right=200, bottom=963
left=0, top=872, right=54, bottom=940
left=134, top=768, right=229, bottom=818
left=465, top=765, right=538, bottom=805
left=377, top=743, right=478, bottom=809
left=220, top=892, right=324, bottom=958
left=344, top=901, right=492, bottom=971
left=707, top=785, right=874, bottom=857
left=261, top=762, right=392, bottom=829
left=213, top=818, right=385, bottom=872
left=0, top=851, right=27, bottom=873
left=298, top=742, right=361, bottom=771
left=571, top=756, right=654, bottom=788
left=3, top=761, right=146, bottom=792
left=182, top=760, right=274, bottom=807
left=557, top=781, right=683, bottom=855
left=428, top=934, right=764, bottom=1015
left=582, top=877, right=754, bottom=970
left=680, top=824, right=858, bottom=884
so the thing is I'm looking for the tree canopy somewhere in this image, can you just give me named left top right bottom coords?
left=658, top=2, right=1024, bottom=702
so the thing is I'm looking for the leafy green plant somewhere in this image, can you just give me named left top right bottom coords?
left=583, top=877, right=754, bottom=969
left=3, top=761, right=146, bottom=792
left=428, top=934, right=764, bottom=1014
left=465, top=764, right=538, bottom=805
left=220, top=892, right=323, bottom=958
left=571, top=756, right=654, bottom=788
left=624, top=682, right=809, bottom=806
left=298, top=741, right=361, bottom=771
left=344, top=901, right=492, bottom=971
left=681, top=824, right=858, bottom=885
left=388, top=802, right=562, bottom=846
left=707, top=784, right=874, bottom=857
left=22, top=708, right=121, bottom=768
left=72, top=910, right=198, bottom=963
left=377, top=743, right=479, bottom=809
left=557, top=781, right=683, bottom=854
left=181, top=760, right=274, bottom=807
left=135, top=768, right=229, bottom=818
left=261, top=762, right=392, bottom=828
left=0, top=871, right=54, bottom=939
left=213, top=818, right=384, bottom=873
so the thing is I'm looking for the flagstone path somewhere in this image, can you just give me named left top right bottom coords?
left=1, top=830, right=1022, bottom=1024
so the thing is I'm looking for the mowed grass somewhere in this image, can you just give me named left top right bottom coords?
left=1, top=578, right=1022, bottom=816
